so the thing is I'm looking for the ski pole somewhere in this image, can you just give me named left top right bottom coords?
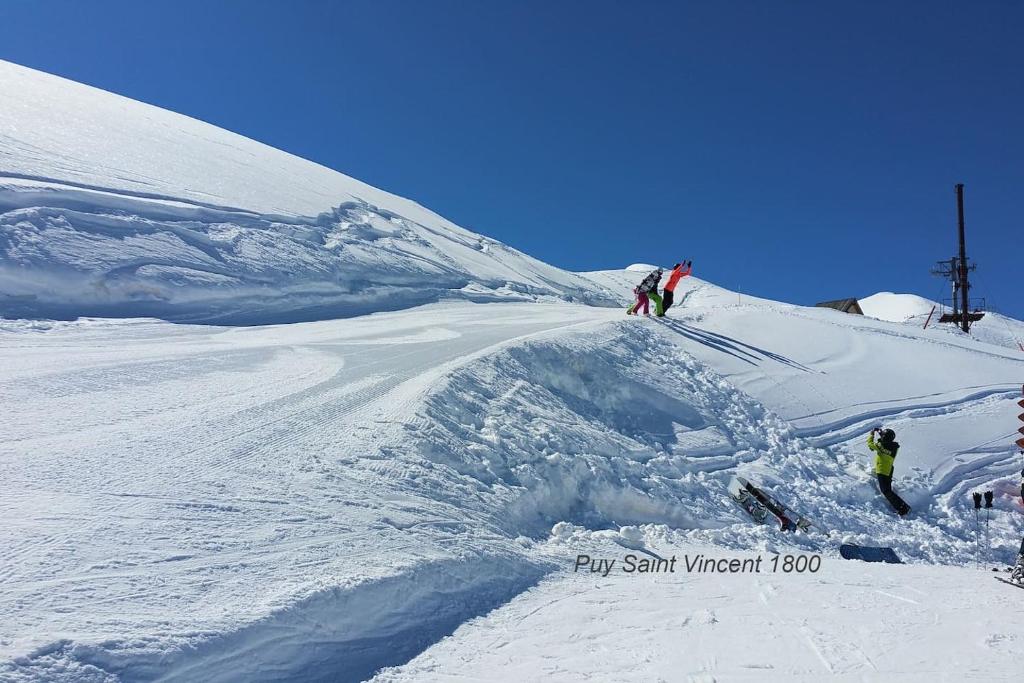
left=973, top=492, right=983, bottom=568
left=984, top=491, right=994, bottom=567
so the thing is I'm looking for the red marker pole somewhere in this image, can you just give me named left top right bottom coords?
left=1018, top=384, right=1024, bottom=507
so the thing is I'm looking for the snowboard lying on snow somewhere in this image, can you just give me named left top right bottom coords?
left=726, top=480, right=908, bottom=566
left=839, top=543, right=902, bottom=564
left=728, top=476, right=812, bottom=532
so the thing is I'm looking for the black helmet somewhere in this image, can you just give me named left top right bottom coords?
left=881, top=429, right=896, bottom=443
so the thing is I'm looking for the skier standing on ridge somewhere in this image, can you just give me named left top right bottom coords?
left=627, top=267, right=663, bottom=316
left=868, top=427, right=911, bottom=516
left=658, top=260, right=692, bottom=316
left=626, top=285, right=650, bottom=316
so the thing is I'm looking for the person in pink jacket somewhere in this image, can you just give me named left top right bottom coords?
left=627, top=286, right=650, bottom=316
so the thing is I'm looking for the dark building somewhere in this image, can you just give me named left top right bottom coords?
left=815, top=298, right=864, bottom=315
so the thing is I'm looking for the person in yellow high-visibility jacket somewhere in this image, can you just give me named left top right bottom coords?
left=868, top=427, right=910, bottom=516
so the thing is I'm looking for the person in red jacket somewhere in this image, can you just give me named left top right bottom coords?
left=658, top=260, right=692, bottom=316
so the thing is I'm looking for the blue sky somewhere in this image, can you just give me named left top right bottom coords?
left=2, top=0, right=1022, bottom=317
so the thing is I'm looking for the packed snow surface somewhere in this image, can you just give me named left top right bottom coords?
left=3, top=61, right=1024, bottom=682
left=374, top=539, right=1023, bottom=683
left=4, top=284, right=1023, bottom=681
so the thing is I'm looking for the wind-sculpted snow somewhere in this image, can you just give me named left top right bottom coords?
left=0, top=193, right=614, bottom=323
left=0, top=61, right=615, bottom=323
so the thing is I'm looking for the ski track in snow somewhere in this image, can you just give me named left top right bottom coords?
left=1, top=303, right=627, bottom=682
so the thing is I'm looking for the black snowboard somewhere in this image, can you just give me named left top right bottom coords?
left=839, top=543, right=902, bottom=564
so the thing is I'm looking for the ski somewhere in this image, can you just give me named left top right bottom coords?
left=728, top=476, right=771, bottom=525
left=995, top=576, right=1024, bottom=590
left=728, top=476, right=813, bottom=532
left=739, top=476, right=813, bottom=532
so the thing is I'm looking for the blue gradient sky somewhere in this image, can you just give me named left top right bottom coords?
left=2, top=1, right=1021, bottom=316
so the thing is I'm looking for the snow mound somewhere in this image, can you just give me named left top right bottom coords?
left=625, top=263, right=660, bottom=272
left=860, top=292, right=939, bottom=322
left=411, top=322, right=790, bottom=534
left=0, top=60, right=616, bottom=323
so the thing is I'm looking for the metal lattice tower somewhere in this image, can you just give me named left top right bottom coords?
left=931, top=183, right=983, bottom=332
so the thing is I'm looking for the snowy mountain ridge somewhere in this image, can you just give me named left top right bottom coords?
left=0, top=60, right=616, bottom=323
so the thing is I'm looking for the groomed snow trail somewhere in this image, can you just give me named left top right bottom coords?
left=1, top=303, right=626, bottom=681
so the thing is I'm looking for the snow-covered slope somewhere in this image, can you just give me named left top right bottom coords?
left=860, top=291, right=938, bottom=322
left=375, top=538, right=1023, bottom=683
left=0, top=60, right=616, bottom=323
left=4, top=285, right=1023, bottom=681
left=371, top=279, right=1024, bottom=682
left=575, top=270, right=1024, bottom=561
left=861, top=291, right=1024, bottom=352
left=5, top=62, right=1024, bottom=683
